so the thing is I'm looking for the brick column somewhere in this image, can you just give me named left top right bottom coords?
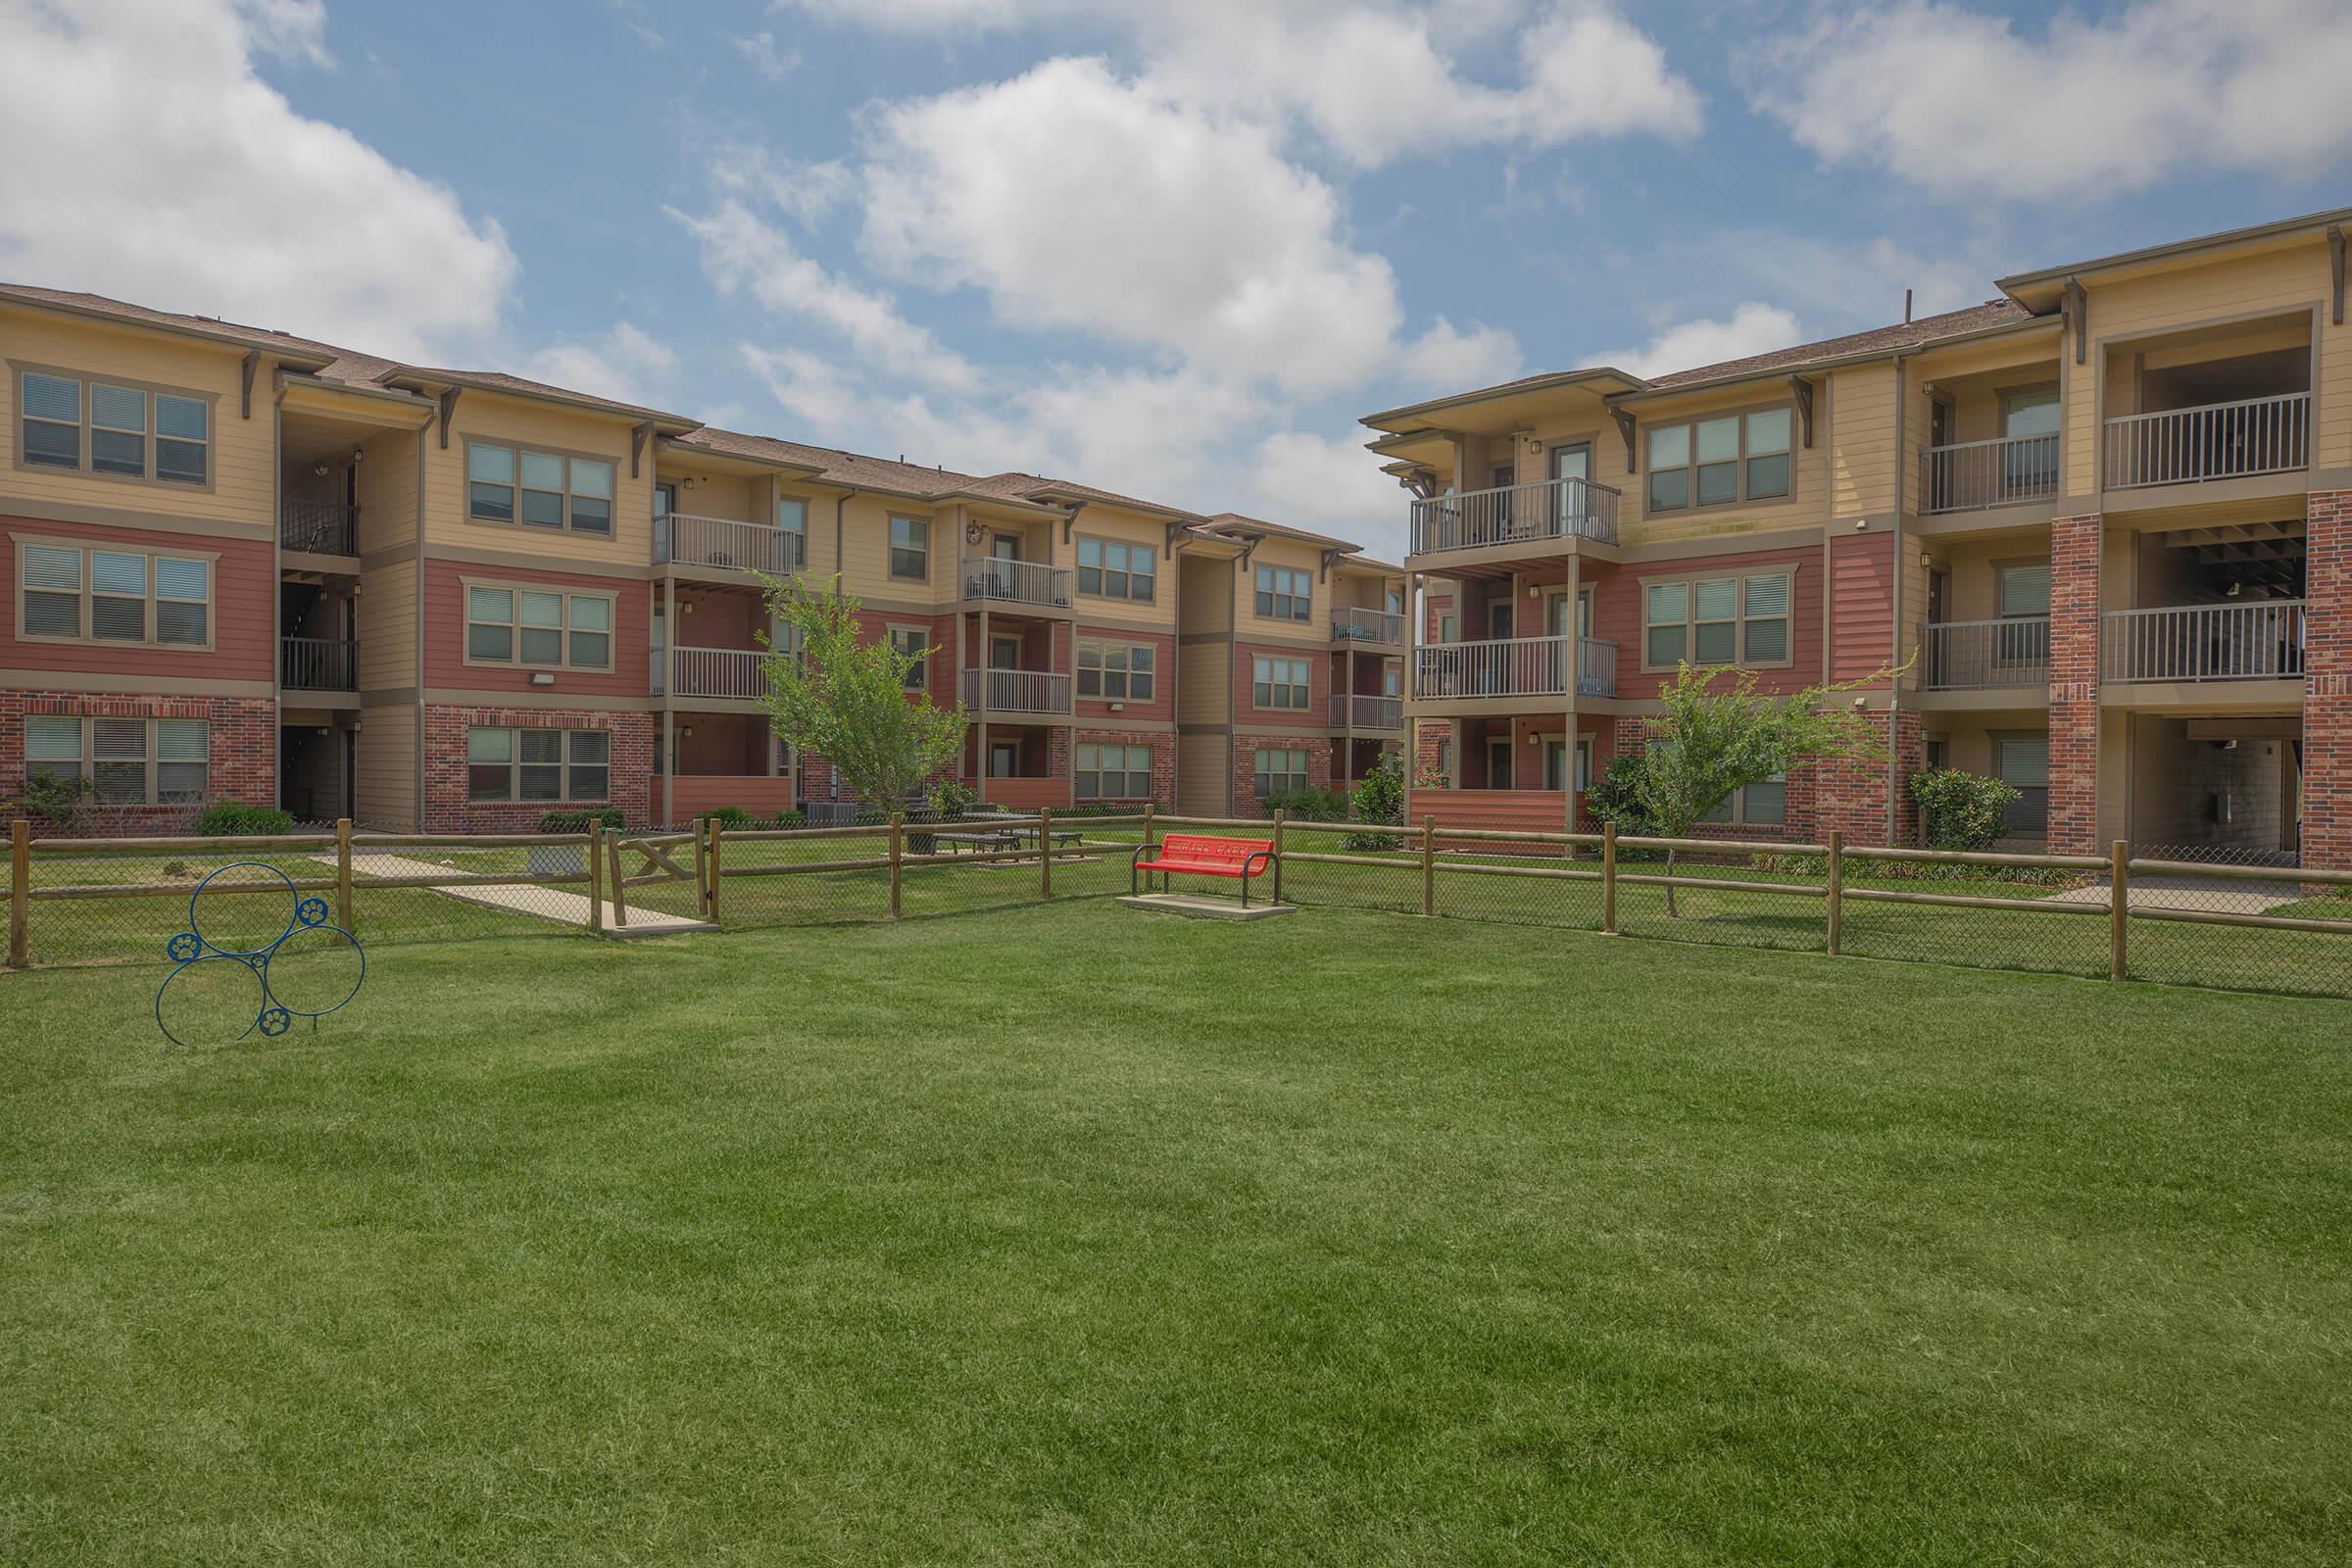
left=2303, top=491, right=2352, bottom=869
left=2046, top=514, right=2102, bottom=856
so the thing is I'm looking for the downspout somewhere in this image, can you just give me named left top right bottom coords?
left=1888, top=350, right=1910, bottom=846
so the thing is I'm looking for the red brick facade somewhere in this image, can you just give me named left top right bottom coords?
left=2304, top=490, right=2352, bottom=870
left=1604, top=709, right=1918, bottom=848
left=422, top=705, right=655, bottom=833
left=2, top=691, right=275, bottom=833
left=1233, top=729, right=1332, bottom=813
left=1072, top=726, right=1176, bottom=806
left=2046, top=513, right=2102, bottom=857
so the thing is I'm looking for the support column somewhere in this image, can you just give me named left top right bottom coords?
left=2303, top=490, right=2352, bottom=869
left=2047, top=513, right=2103, bottom=856
left=661, top=575, right=676, bottom=830
left=1562, top=554, right=1581, bottom=833
left=975, top=605, right=991, bottom=805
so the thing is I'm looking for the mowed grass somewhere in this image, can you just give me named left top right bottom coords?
left=4, top=904, right=2350, bottom=1566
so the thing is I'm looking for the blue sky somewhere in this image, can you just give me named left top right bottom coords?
left=4, top=0, right=2349, bottom=556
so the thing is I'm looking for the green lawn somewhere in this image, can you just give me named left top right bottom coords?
left=4, top=903, right=2349, bottom=1565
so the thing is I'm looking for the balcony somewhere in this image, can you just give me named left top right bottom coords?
left=1413, top=636, right=1567, bottom=700
left=1408, top=476, right=1619, bottom=558
left=279, top=636, right=356, bottom=691
left=1332, top=606, right=1405, bottom=645
left=1921, top=617, right=2050, bottom=690
left=2101, top=601, right=2305, bottom=683
left=960, top=666, right=1073, bottom=714
left=280, top=500, right=357, bottom=557
left=1576, top=637, right=1617, bottom=698
left=961, top=556, right=1073, bottom=610
left=655, top=646, right=769, bottom=701
left=2104, top=392, right=2309, bottom=491
left=1921, top=432, right=2059, bottom=514
left=656, top=513, right=805, bottom=574
left=1329, top=693, right=1402, bottom=730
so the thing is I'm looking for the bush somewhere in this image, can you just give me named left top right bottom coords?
left=194, top=800, right=295, bottom=836
left=760, top=810, right=807, bottom=830
left=1911, top=768, right=2021, bottom=852
left=1344, top=757, right=1404, bottom=851
left=701, top=805, right=755, bottom=830
left=929, top=781, right=978, bottom=820
left=1749, top=851, right=2085, bottom=890
left=1581, top=754, right=1656, bottom=837
left=1262, top=786, right=1348, bottom=822
left=7, top=771, right=89, bottom=831
left=538, top=808, right=624, bottom=832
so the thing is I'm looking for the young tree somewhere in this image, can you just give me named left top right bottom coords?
left=754, top=575, right=968, bottom=810
left=1621, top=662, right=1895, bottom=914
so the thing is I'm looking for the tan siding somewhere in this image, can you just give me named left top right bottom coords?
left=355, top=426, right=418, bottom=553
left=1179, top=554, right=1231, bottom=633
left=1176, top=733, right=1228, bottom=815
left=355, top=703, right=416, bottom=829
left=1178, top=643, right=1230, bottom=723
left=1829, top=363, right=1896, bottom=516
left=425, top=391, right=657, bottom=567
left=358, top=563, right=416, bottom=690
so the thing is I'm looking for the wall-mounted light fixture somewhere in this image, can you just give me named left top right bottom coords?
left=530, top=671, right=555, bottom=687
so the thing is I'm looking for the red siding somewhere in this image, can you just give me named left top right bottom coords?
left=1828, top=533, right=1894, bottom=684
left=1232, top=639, right=1330, bottom=733
left=669, top=773, right=796, bottom=822
left=984, top=776, right=1073, bottom=810
left=1591, top=547, right=1823, bottom=700
left=1075, top=624, right=1174, bottom=722
left=424, top=559, right=651, bottom=697
left=1406, top=787, right=1572, bottom=835
left=0, top=515, right=273, bottom=683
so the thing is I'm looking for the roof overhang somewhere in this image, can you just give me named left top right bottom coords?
left=384, top=368, right=700, bottom=433
left=656, top=434, right=828, bottom=481
left=1359, top=367, right=1645, bottom=435
left=1611, top=314, right=2060, bottom=406
left=0, top=288, right=338, bottom=370
left=1996, top=206, right=2352, bottom=311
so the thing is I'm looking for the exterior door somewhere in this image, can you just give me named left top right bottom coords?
left=991, top=634, right=1021, bottom=670
left=1486, top=736, right=1513, bottom=790
left=1549, top=443, right=1592, bottom=531
left=991, top=534, right=1020, bottom=560
left=1543, top=738, right=1568, bottom=792
left=990, top=740, right=1019, bottom=778
left=1488, top=600, right=1514, bottom=640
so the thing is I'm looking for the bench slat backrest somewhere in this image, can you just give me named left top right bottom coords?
left=1156, top=833, right=1273, bottom=867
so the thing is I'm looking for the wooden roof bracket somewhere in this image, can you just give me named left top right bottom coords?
left=630, top=421, right=654, bottom=478
left=1787, top=374, right=1815, bottom=448
left=2065, top=276, right=2087, bottom=365
left=1318, top=546, right=1344, bottom=582
left=1606, top=400, right=1638, bottom=471
left=436, top=387, right=461, bottom=449
left=2329, top=226, right=2345, bottom=327
left=239, top=350, right=260, bottom=419
left=1164, top=519, right=1190, bottom=556
left=1060, top=500, right=1088, bottom=545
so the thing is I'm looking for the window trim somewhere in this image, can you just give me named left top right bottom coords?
left=1640, top=399, right=1797, bottom=519
left=1250, top=654, right=1312, bottom=711
left=1252, top=746, right=1311, bottom=798
left=1075, top=535, right=1157, bottom=603
left=1990, top=729, right=2050, bottom=840
left=458, top=576, right=618, bottom=672
left=1253, top=564, right=1312, bottom=623
left=1076, top=640, right=1156, bottom=702
left=887, top=622, right=932, bottom=692
left=465, top=723, right=612, bottom=805
left=1075, top=741, right=1154, bottom=800
left=10, top=362, right=218, bottom=493
left=1638, top=567, right=1795, bottom=673
left=24, top=713, right=210, bottom=805
left=888, top=514, right=931, bottom=582
left=12, top=533, right=220, bottom=652
left=1694, top=774, right=1788, bottom=827
left=461, top=437, right=620, bottom=536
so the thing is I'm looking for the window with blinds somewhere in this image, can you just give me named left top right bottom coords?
left=464, top=584, right=613, bottom=669
left=466, top=444, right=614, bottom=533
left=17, top=542, right=210, bottom=646
left=18, top=370, right=209, bottom=484
left=467, top=726, right=610, bottom=802
left=24, top=715, right=206, bottom=803
left=1077, top=743, right=1152, bottom=799
left=1642, top=570, right=1790, bottom=668
left=1996, top=563, right=2051, bottom=617
left=1995, top=736, right=2049, bottom=835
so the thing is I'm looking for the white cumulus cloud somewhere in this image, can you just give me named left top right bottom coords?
left=1599, top=304, right=1805, bottom=380
left=525, top=322, right=680, bottom=409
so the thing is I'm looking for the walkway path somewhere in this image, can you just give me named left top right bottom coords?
left=2040, top=873, right=2300, bottom=914
left=323, top=853, right=715, bottom=937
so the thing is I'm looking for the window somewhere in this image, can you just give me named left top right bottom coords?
left=1697, top=772, right=1787, bottom=826
left=466, top=726, right=610, bottom=802
left=890, top=627, right=929, bottom=691
left=1926, top=738, right=1950, bottom=771
left=17, top=369, right=210, bottom=485
left=24, top=715, right=206, bottom=804
left=1078, top=642, right=1155, bottom=701
left=1435, top=740, right=1452, bottom=779
left=466, top=443, right=615, bottom=533
left=1995, top=737, right=2048, bottom=836
left=889, top=515, right=929, bottom=580
left=1251, top=656, right=1310, bottom=710
left=1645, top=407, right=1792, bottom=513
left=1077, top=537, right=1155, bottom=602
left=1642, top=571, right=1791, bottom=668
left=464, top=583, right=614, bottom=669
left=1996, top=561, right=2051, bottom=617
left=1437, top=613, right=1455, bottom=644
left=777, top=497, right=808, bottom=568
left=1077, top=743, right=1152, bottom=800
left=17, top=541, right=212, bottom=647
left=1253, top=748, right=1310, bottom=798
left=1254, top=565, right=1310, bottom=621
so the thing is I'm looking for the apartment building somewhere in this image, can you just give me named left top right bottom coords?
left=1, top=283, right=1398, bottom=833
left=1363, top=206, right=2352, bottom=866
left=1171, top=515, right=1406, bottom=815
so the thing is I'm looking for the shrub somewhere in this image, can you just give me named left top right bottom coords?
left=1749, top=850, right=2084, bottom=890
left=1263, top=786, right=1348, bottom=822
left=195, top=800, right=295, bottom=836
left=760, top=809, right=807, bottom=830
left=8, top=771, right=89, bottom=831
left=1344, top=756, right=1404, bottom=851
left=701, top=805, right=755, bottom=830
left=1912, top=767, right=2022, bottom=852
left=538, top=808, right=624, bottom=832
left=929, top=781, right=978, bottom=820
left=1580, top=755, right=1656, bottom=837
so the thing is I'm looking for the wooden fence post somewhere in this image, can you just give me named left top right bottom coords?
left=335, top=817, right=354, bottom=939
left=1143, top=800, right=1155, bottom=854
left=8, top=819, right=27, bottom=969
left=607, top=830, right=631, bottom=928
left=1420, top=813, right=1436, bottom=917
left=586, top=821, right=605, bottom=935
left=694, top=814, right=710, bottom=920
left=889, top=812, right=904, bottom=919
left=1825, top=828, right=1843, bottom=956
left=2111, top=840, right=2130, bottom=981
left=1270, top=807, right=1285, bottom=906
left=706, top=817, right=723, bottom=925
left=1039, top=807, right=1054, bottom=900
left=1601, top=819, right=1617, bottom=935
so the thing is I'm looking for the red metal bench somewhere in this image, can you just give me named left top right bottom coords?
left=1132, top=833, right=1276, bottom=906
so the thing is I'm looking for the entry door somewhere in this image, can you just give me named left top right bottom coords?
left=1545, top=591, right=1572, bottom=636
left=1550, top=443, right=1592, bottom=531
left=991, top=534, right=1020, bottom=560
left=991, top=634, right=1021, bottom=670
left=990, top=740, right=1019, bottom=778
left=1488, top=600, right=1514, bottom=640
left=1486, top=736, right=1513, bottom=790
left=1492, top=464, right=1516, bottom=530
left=1543, top=738, right=1568, bottom=792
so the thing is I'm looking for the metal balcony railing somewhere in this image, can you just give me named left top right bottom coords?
left=1412, top=636, right=1568, bottom=700
left=2101, top=601, right=2305, bottom=683
left=656, top=513, right=806, bottom=574
left=1329, top=693, right=1402, bottom=729
left=960, top=666, right=1073, bottom=713
left=1408, top=476, right=1620, bottom=557
left=279, top=636, right=356, bottom=691
left=1921, top=616, right=2051, bottom=689
left=658, top=646, right=769, bottom=700
left=1332, top=606, right=1405, bottom=644
left=960, top=557, right=1073, bottom=609
left=2103, top=392, right=2310, bottom=490
left=280, top=499, right=358, bottom=556
left=1577, top=637, right=1617, bottom=698
left=1921, top=432, right=2059, bottom=514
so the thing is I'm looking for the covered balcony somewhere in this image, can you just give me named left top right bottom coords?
left=1331, top=605, right=1405, bottom=646
left=960, top=555, right=1072, bottom=611
left=1921, top=617, right=2050, bottom=691
left=662, top=713, right=796, bottom=826
left=656, top=512, right=805, bottom=575
left=2101, top=316, right=2312, bottom=491
left=1329, top=693, right=1402, bottom=731
left=280, top=635, right=357, bottom=692
left=960, top=665, right=1072, bottom=715
left=1922, top=433, right=2059, bottom=514
left=2101, top=518, right=2306, bottom=687
left=656, top=646, right=770, bottom=701
left=1407, top=475, right=1619, bottom=559
left=280, top=499, right=359, bottom=557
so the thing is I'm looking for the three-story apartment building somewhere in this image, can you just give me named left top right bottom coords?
left=1364, top=206, right=2352, bottom=867
left=2, top=284, right=1396, bottom=833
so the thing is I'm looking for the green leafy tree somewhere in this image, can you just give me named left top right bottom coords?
left=1627, top=662, right=1896, bottom=914
left=1911, top=767, right=2020, bottom=852
left=756, top=575, right=968, bottom=811
left=1344, top=754, right=1405, bottom=851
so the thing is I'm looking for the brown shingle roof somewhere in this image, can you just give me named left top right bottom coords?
left=1639, top=299, right=2037, bottom=390
left=390, top=367, right=693, bottom=426
left=964, top=471, right=1203, bottom=520
left=0, top=281, right=395, bottom=383
left=1201, top=511, right=1361, bottom=552
left=672, top=427, right=1076, bottom=507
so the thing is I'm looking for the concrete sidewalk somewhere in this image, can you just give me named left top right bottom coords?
left=325, top=853, right=715, bottom=938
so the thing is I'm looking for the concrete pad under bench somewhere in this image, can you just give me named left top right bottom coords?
left=1116, top=893, right=1298, bottom=921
